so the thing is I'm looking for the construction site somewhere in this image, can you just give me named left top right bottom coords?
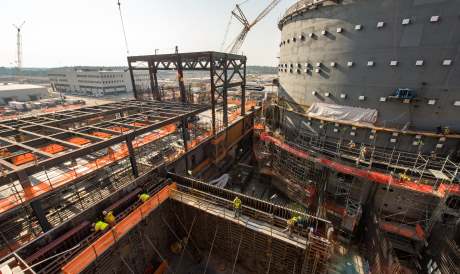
left=1, top=0, right=460, bottom=274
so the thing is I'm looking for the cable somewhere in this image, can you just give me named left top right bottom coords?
left=22, top=243, right=81, bottom=271
left=117, top=0, right=130, bottom=55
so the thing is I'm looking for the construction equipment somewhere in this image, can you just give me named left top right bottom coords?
left=12, top=21, right=25, bottom=71
left=116, top=0, right=130, bottom=55
left=224, top=0, right=282, bottom=54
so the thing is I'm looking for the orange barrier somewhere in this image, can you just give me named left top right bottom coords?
left=0, top=124, right=178, bottom=214
left=154, top=261, right=168, bottom=274
left=260, top=132, right=460, bottom=197
left=67, top=137, right=91, bottom=146
left=12, top=153, right=36, bottom=166
left=91, top=132, right=112, bottom=139
left=108, top=126, right=129, bottom=133
left=254, top=123, right=265, bottom=130
left=61, top=183, right=177, bottom=274
left=40, top=144, right=66, bottom=155
left=379, top=221, right=425, bottom=241
left=130, top=122, right=147, bottom=127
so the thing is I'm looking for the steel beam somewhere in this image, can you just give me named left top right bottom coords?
left=125, top=136, right=139, bottom=178
left=30, top=200, right=52, bottom=232
left=0, top=104, right=209, bottom=185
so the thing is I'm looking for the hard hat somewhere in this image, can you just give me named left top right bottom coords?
left=102, top=211, right=107, bottom=215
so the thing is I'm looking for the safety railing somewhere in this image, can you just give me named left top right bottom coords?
left=168, top=173, right=331, bottom=237
left=287, top=128, right=459, bottom=183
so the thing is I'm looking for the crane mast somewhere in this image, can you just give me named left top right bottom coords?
left=12, top=21, right=25, bottom=73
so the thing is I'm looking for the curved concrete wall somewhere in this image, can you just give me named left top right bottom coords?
left=278, top=0, right=460, bottom=132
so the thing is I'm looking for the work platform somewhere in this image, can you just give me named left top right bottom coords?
left=170, top=185, right=309, bottom=249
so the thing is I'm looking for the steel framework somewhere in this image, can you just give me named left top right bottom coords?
left=127, top=51, right=247, bottom=135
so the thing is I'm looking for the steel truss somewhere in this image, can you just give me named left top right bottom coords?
left=128, top=51, right=247, bottom=135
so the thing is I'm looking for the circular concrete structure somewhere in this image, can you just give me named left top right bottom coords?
left=278, top=0, right=460, bottom=132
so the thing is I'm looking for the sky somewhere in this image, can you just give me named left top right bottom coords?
left=0, top=0, right=296, bottom=68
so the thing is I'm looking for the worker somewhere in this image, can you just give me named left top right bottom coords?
left=103, top=210, right=116, bottom=226
left=348, top=140, right=356, bottom=149
left=92, top=220, right=109, bottom=232
left=233, top=196, right=242, bottom=218
left=170, top=237, right=188, bottom=254
left=443, top=126, right=450, bottom=135
left=283, top=216, right=298, bottom=237
left=326, top=226, right=334, bottom=241
left=356, top=145, right=368, bottom=166
left=138, top=192, right=150, bottom=203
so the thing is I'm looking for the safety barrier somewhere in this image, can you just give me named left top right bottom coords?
left=260, top=132, right=460, bottom=197
left=61, top=183, right=177, bottom=274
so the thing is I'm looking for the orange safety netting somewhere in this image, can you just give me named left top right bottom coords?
left=188, top=131, right=212, bottom=150
left=91, top=131, right=112, bottom=139
left=0, top=124, right=178, bottom=214
left=260, top=132, right=460, bottom=197
left=108, top=126, right=130, bottom=133
left=67, top=137, right=91, bottom=146
left=61, top=183, right=176, bottom=274
left=40, top=144, right=66, bottom=155
left=130, top=122, right=147, bottom=127
left=11, top=153, right=36, bottom=166
left=254, top=123, right=265, bottom=130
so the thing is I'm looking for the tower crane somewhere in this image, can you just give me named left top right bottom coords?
left=224, top=0, right=282, bottom=54
left=12, top=21, right=25, bottom=72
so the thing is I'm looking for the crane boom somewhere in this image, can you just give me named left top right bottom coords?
left=226, top=0, right=282, bottom=54
left=252, top=0, right=281, bottom=26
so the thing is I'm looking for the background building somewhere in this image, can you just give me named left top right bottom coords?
left=48, top=67, right=150, bottom=96
left=0, top=83, right=49, bottom=105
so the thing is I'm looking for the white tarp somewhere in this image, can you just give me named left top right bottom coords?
left=208, top=173, right=230, bottom=188
left=307, top=102, right=378, bottom=124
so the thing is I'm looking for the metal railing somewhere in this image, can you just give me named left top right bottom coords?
left=287, top=127, right=460, bottom=184
left=169, top=173, right=331, bottom=237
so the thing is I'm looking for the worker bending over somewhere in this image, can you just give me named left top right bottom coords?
left=92, top=220, right=109, bottom=232
left=103, top=210, right=116, bottom=226
left=138, top=192, right=150, bottom=203
left=233, top=196, right=242, bottom=218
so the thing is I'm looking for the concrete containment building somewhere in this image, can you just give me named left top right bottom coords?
left=0, top=83, right=49, bottom=105
left=48, top=67, right=150, bottom=96
left=278, top=0, right=460, bottom=131
left=278, top=0, right=460, bottom=157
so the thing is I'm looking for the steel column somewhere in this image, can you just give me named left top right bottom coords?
left=125, top=136, right=139, bottom=178
left=222, top=58, right=229, bottom=128
left=30, top=200, right=52, bottom=232
left=148, top=61, right=156, bottom=101
left=128, top=61, right=138, bottom=100
left=210, top=55, right=217, bottom=136
left=241, top=59, right=246, bottom=116
left=181, top=118, right=189, bottom=173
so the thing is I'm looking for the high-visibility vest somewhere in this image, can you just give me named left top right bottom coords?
left=233, top=197, right=241, bottom=209
left=104, top=211, right=116, bottom=225
left=287, top=217, right=298, bottom=226
left=94, top=221, right=109, bottom=232
left=139, top=193, right=150, bottom=202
